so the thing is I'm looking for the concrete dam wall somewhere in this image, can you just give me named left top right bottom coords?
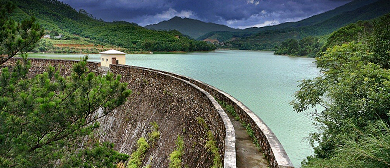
left=3, top=58, right=293, bottom=168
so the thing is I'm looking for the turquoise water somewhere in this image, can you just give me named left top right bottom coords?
left=29, top=50, right=319, bottom=167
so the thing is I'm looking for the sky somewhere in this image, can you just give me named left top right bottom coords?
left=59, top=0, right=352, bottom=29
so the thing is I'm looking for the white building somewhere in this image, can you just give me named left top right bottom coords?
left=100, top=49, right=126, bottom=67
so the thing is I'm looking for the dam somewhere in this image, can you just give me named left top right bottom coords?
left=3, top=57, right=294, bottom=167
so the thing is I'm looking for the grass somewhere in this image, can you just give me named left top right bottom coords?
left=206, top=130, right=222, bottom=168
left=127, top=137, right=149, bottom=168
left=196, top=117, right=222, bottom=168
left=217, top=100, right=262, bottom=149
left=126, top=122, right=160, bottom=168
left=169, top=135, right=184, bottom=168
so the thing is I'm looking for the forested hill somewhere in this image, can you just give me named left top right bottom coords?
left=11, top=0, right=215, bottom=52
left=145, top=16, right=237, bottom=39
left=292, top=13, right=390, bottom=167
left=200, top=0, right=390, bottom=50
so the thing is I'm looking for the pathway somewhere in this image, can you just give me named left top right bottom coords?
left=226, top=112, right=269, bottom=168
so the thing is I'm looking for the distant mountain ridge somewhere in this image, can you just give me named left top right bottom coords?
left=201, top=0, right=390, bottom=50
left=144, top=0, right=386, bottom=46
left=145, top=16, right=237, bottom=39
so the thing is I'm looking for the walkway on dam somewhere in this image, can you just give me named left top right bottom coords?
left=226, top=112, right=269, bottom=168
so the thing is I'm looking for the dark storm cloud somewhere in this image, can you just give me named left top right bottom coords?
left=59, top=0, right=352, bottom=28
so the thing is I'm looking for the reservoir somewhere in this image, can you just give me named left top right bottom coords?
left=29, top=50, right=319, bottom=167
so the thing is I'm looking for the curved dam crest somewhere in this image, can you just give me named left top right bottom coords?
left=29, top=50, right=319, bottom=167
left=3, top=58, right=293, bottom=167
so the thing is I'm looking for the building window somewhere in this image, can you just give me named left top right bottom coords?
left=102, top=58, right=104, bottom=61
left=106, top=59, right=108, bottom=61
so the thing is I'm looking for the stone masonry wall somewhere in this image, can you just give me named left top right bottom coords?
left=3, top=57, right=292, bottom=167
left=149, top=69, right=294, bottom=168
left=108, top=64, right=235, bottom=167
left=2, top=58, right=235, bottom=167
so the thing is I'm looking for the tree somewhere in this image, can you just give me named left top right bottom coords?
left=0, top=56, right=131, bottom=167
left=0, top=0, right=44, bottom=64
left=370, top=13, right=390, bottom=69
left=292, top=13, right=390, bottom=167
left=0, top=2, right=131, bottom=167
left=274, top=37, right=321, bottom=57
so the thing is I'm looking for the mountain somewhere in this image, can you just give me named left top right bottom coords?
left=145, top=16, right=237, bottom=39
left=10, top=0, right=215, bottom=53
left=200, top=0, right=390, bottom=50
left=258, top=0, right=381, bottom=30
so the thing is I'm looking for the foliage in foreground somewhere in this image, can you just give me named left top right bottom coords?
left=0, top=56, right=131, bottom=167
left=292, top=13, right=390, bottom=167
left=0, top=0, right=43, bottom=64
left=1, top=1, right=133, bottom=167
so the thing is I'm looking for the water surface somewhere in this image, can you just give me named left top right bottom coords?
left=29, top=50, right=319, bottom=167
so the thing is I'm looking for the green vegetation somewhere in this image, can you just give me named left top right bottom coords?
left=274, top=36, right=322, bottom=57
left=10, top=0, right=215, bottom=53
left=127, top=137, right=150, bottom=168
left=196, top=117, right=222, bottom=168
left=0, top=0, right=43, bottom=64
left=169, top=135, right=184, bottom=168
left=0, top=2, right=132, bottom=167
left=205, top=130, right=222, bottom=168
left=321, top=20, right=373, bottom=52
left=219, top=101, right=240, bottom=121
left=218, top=100, right=261, bottom=149
left=0, top=55, right=132, bottom=167
left=149, top=122, right=161, bottom=145
left=127, top=122, right=160, bottom=168
left=292, top=13, right=390, bottom=167
left=63, top=141, right=129, bottom=168
left=33, top=38, right=107, bottom=54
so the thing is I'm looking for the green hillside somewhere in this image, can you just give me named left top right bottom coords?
left=293, top=13, right=390, bottom=167
left=11, top=0, right=215, bottom=53
left=200, top=0, right=390, bottom=50
left=145, top=16, right=237, bottom=39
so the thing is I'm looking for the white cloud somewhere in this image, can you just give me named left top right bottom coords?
left=225, top=12, right=282, bottom=29
left=155, top=8, right=194, bottom=20
left=251, top=20, right=280, bottom=28
left=247, top=0, right=259, bottom=5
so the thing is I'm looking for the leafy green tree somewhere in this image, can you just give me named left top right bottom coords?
left=321, top=20, right=373, bottom=52
left=0, top=0, right=43, bottom=64
left=292, top=13, right=390, bottom=167
left=370, top=13, right=390, bottom=69
left=274, top=37, right=321, bottom=57
left=0, top=56, right=131, bottom=167
left=0, top=2, right=131, bottom=167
